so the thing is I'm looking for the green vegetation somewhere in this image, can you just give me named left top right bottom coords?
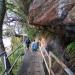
left=9, top=36, right=24, bottom=75
left=64, top=42, right=75, bottom=70
left=6, top=0, right=39, bottom=40
left=0, top=36, right=24, bottom=75
left=0, top=58, right=5, bottom=75
left=66, top=42, right=75, bottom=59
left=6, top=0, right=32, bottom=23
left=0, top=44, right=24, bottom=75
left=25, top=26, right=39, bottom=40
left=8, top=44, right=24, bottom=75
left=11, top=36, right=22, bottom=48
left=0, top=0, right=38, bottom=74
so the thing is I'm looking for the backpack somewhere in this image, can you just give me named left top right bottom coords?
left=26, top=39, right=31, bottom=44
left=32, top=42, right=38, bottom=50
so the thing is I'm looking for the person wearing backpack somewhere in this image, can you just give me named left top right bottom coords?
left=31, top=40, right=39, bottom=52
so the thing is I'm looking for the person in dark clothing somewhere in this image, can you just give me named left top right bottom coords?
left=25, top=38, right=31, bottom=50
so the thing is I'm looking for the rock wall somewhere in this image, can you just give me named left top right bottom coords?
left=37, top=31, right=64, bottom=57
left=29, top=0, right=75, bottom=26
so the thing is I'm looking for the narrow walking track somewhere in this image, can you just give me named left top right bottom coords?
left=17, top=50, right=45, bottom=75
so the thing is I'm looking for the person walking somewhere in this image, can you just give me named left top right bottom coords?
left=31, top=40, right=39, bottom=52
left=25, top=38, right=31, bottom=50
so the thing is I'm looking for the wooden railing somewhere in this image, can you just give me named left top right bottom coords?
left=40, top=47, right=74, bottom=75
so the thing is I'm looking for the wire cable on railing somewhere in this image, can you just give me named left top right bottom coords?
left=40, top=47, right=74, bottom=75
left=7, top=44, right=23, bottom=58
left=2, top=43, right=24, bottom=75
left=7, top=54, right=21, bottom=74
left=0, top=51, right=6, bottom=57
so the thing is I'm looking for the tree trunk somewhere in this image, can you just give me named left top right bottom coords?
left=0, top=0, right=13, bottom=74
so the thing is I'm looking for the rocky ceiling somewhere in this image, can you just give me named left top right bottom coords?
left=28, top=0, right=75, bottom=26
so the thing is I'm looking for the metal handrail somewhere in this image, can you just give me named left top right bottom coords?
left=7, top=44, right=23, bottom=58
left=7, top=54, right=21, bottom=74
left=40, top=48, right=50, bottom=74
left=3, top=48, right=23, bottom=75
left=0, top=44, right=22, bottom=57
left=40, top=47, right=74, bottom=75
left=0, top=43, right=24, bottom=75
left=49, top=51, right=74, bottom=75
left=0, top=51, right=6, bottom=57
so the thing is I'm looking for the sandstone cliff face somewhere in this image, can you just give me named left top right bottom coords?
left=29, top=0, right=75, bottom=26
left=64, top=6, right=75, bottom=25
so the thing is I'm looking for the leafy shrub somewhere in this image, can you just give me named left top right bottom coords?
left=66, top=42, right=75, bottom=59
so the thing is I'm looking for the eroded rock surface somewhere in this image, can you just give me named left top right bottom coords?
left=29, top=0, right=75, bottom=26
